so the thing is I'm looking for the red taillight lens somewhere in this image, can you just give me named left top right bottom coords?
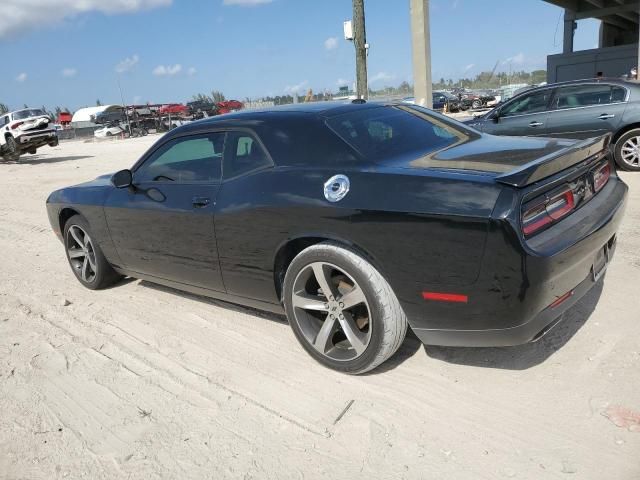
left=546, top=189, right=575, bottom=220
left=593, top=163, right=610, bottom=192
left=11, top=122, right=23, bottom=129
left=522, top=203, right=553, bottom=236
left=522, top=188, right=575, bottom=237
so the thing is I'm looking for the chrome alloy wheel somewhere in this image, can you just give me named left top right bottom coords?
left=291, top=262, right=372, bottom=361
left=620, top=136, right=640, bottom=168
left=66, top=225, right=98, bottom=283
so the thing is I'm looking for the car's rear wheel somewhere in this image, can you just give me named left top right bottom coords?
left=283, top=242, right=408, bottom=374
left=614, top=129, right=640, bottom=171
left=64, top=215, right=122, bottom=290
left=471, top=99, right=482, bottom=109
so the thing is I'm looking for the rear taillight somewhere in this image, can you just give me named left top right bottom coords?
left=593, top=163, right=610, bottom=192
left=522, top=187, right=575, bottom=237
left=10, top=122, right=23, bottom=129
left=521, top=159, right=611, bottom=238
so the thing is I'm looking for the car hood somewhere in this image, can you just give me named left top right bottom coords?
left=70, top=173, right=113, bottom=188
left=389, top=133, right=578, bottom=175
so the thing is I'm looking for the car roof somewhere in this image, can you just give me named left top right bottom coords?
left=171, top=101, right=384, bottom=134
left=520, top=78, right=639, bottom=92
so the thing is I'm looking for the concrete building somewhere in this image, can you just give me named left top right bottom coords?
left=544, top=0, right=640, bottom=82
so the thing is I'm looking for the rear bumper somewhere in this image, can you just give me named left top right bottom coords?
left=18, top=130, right=57, bottom=146
left=410, top=176, right=627, bottom=347
left=412, top=244, right=612, bottom=347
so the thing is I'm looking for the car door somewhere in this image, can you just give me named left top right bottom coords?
left=214, top=130, right=276, bottom=302
left=544, top=84, right=627, bottom=139
left=482, top=89, right=553, bottom=136
left=104, top=132, right=226, bottom=291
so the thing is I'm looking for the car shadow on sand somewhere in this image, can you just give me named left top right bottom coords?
left=422, top=278, right=605, bottom=370
left=133, top=276, right=603, bottom=374
left=4, top=154, right=93, bottom=165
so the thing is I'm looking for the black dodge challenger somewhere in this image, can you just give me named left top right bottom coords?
left=46, top=102, right=627, bottom=373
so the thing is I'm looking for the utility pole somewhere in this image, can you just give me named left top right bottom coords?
left=410, top=0, right=432, bottom=108
left=117, top=77, right=133, bottom=137
left=352, top=0, right=368, bottom=100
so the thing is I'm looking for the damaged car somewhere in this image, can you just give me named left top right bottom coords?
left=0, top=108, right=58, bottom=161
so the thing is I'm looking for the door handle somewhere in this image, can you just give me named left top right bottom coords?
left=529, top=121, right=544, bottom=127
left=598, top=113, right=615, bottom=119
left=192, top=196, right=211, bottom=208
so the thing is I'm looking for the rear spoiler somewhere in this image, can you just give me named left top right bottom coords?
left=495, top=134, right=611, bottom=188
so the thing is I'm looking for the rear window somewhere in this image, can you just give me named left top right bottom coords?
left=12, top=109, right=46, bottom=120
left=326, top=106, right=464, bottom=161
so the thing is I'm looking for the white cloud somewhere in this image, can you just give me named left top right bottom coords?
left=61, top=67, right=77, bottom=77
left=324, top=37, right=338, bottom=51
left=187, top=67, right=197, bottom=76
left=336, top=78, right=350, bottom=86
left=153, top=64, right=182, bottom=76
left=15, top=72, right=27, bottom=82
left=223, top=0, right=272, bottom=6
left=0, top=0, right=171, bottom=39
left=463, top=63, right=475, bottom=72
left=115, top=54, right=139, bottom=73
left=503, top=52, right=525, bottom=65
left=369, top=71, right=395, bottom=84
left=284, top=80, right=308, bottom=94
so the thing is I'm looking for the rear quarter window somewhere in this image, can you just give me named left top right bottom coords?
left=255, top=115, right=361, bottom=167
left=326, top=106, right=464, bottom=162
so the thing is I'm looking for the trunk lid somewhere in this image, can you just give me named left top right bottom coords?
left=495, top=134, right=611, bottom=187
left=395, top=133, right=610, bottom=188
left=18, top=115, right=51, bottom=131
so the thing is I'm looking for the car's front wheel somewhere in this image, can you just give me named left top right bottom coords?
left=614, top=129, right=640, bottom=171
left=283, top=242, right=408, bottom=374
left=3, top=136, right=20, bottom=162
left=64, top=215, right=123, bottom=290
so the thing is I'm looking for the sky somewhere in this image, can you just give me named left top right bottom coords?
left=0, top=0, right=601, bottom=111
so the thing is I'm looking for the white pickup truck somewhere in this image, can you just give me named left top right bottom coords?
left=0, top=108, right=59, bottom=161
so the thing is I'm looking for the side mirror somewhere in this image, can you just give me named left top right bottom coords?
left=492, top=109, right=501, bottom=123
left=111, top=169, right=133, bottom=189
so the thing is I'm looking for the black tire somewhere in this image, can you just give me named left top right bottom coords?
left=4, top=136, right=20, bottom=161
left=614, top=128, right=640, bottom=171
left=106, top=131, right=113, bottom=137
left=471, top=99, right=482, bottom=109
left=283, top=242, right=408, bottom=374
left=48, top=138, right=59, bottom=147
left=63, top=215, right=123, bottom=290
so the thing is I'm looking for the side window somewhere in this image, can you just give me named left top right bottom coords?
left=553, top=85, right=615, bottom=109
left=501, top=90, right=551, bottom=117
left=611, top=86, right=627, bottom=103
left=136, top=133, right=225, bottom=183
left=224, top=132, right=271, bottom=179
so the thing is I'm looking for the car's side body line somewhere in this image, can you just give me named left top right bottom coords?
left=112, top=266, right=285, bottom=314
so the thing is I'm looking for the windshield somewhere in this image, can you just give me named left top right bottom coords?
left=326, top=106, right=467, bottom=162
left=12, top=109, right=46, bottom=120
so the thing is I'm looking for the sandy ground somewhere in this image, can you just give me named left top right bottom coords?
left=0, top=136, right=639, bottom=480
